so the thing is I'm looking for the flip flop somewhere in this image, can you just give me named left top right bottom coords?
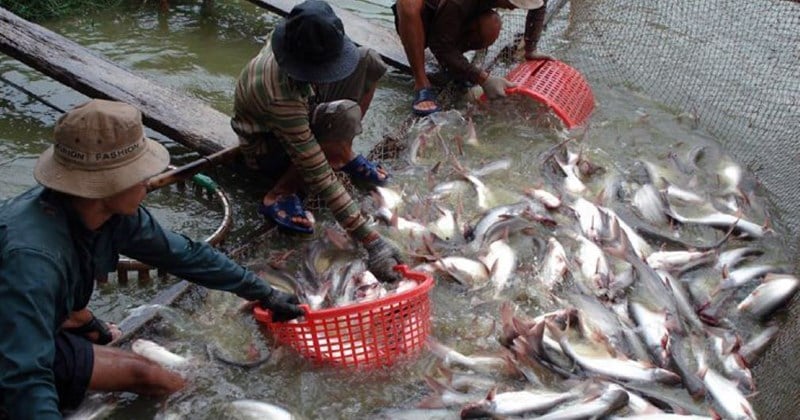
left=258, top=194, right=314, bottom=234
left=412, top=87, right=441, bottom=117
left=340, top=154, right=389, bottom=188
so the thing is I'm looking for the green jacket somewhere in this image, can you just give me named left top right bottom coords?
left=0, top=187, right=273, bottom=418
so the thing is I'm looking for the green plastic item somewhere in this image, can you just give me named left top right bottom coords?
left=191, top=173, right=217, bottom=192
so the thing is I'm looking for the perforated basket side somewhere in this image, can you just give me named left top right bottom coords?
left=506, top=59, right=595, bottom=128
left=254, top=266, right=434, bottom=368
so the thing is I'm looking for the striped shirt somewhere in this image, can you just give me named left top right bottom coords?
left=231, top=36, right=374, bottom=242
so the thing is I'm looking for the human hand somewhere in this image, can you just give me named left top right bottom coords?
left=62, top=309, right=121, bottom=345
left=480, top=75, right=516, bottom=99
left=259, top=289, right=304, bottom=322
left=364, top=236, right=404, bottom=283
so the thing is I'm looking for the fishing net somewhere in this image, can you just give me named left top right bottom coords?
left=478, top=1, right=799, bottom=416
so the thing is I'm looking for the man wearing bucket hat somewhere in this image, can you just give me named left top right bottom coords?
left=0, top=99, right=305, bottom=418
left=231, top=0, right=404, bottom=282
left=392, top=0, right=547, bottom=116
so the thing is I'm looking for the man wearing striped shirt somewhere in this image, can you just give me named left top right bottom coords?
left=231, top=0, right=403, bottom=282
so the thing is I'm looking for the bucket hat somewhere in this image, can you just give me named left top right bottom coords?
left=271, top=0, right=359, bottom=83
left=509, top=0, right=544, bottom=9
left=34, top=99, right=170, bottom=199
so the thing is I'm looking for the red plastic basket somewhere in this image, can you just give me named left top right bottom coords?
left=505, top=59, right=595, bottom=128
left=253, top=265, right=434, bottom=369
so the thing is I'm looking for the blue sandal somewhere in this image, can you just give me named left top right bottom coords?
left=340, top=154, right=389, bottom=187
left=412, top=87, right=441, bottom=117
left=258, top=194, right=314, bottom=234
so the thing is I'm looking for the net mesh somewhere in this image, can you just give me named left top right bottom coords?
left=483, top=1, right=799, bottom=415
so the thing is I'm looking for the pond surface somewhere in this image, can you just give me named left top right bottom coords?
left=0, top=1, right=795, bottom=418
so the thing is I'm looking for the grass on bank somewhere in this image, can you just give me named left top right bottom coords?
left=0, top=0, right=123, bottom=22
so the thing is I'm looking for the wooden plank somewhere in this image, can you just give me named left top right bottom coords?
left=110, top=280, right=198, bottom=346
left=0, top=7, right=237, bottom=155
left=244, top=0, right=410, bottom=72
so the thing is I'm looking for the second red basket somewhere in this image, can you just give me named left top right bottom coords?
left=253, top=265, right=434, bottom=369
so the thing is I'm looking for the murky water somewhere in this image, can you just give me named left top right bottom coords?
left=0, top=1, right=795, bottom=418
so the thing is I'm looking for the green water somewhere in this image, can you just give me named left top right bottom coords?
left=0, top=1, right=795, bottom=418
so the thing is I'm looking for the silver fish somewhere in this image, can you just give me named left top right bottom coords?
left=471, top=158, right=511, bottom=177
left=426, top=338, right=509, bottom=373
left=460, top=388, right=577, bottom=418
left=572, top=197, right=604, bottom=241
left=714, top=247, right=763, bottom=271
left=629, top=301, right=672, bottom=368
left=575, top=234, right=611, bottom=297
left=525, top=187, right=562, bottom=210
left=696, top=352, right=757, bottom=420
left=226, top=399, right=296, bottom=420
left=467, top=201, right=538, bottom=248
left=534, top=386, right=629, bottom=420
left=373, top=186, right=403, bottom=210
left=436, top=256, right=490, bottom=286
left=548, top=321, right=680, bottom=384
left=481, top=239, right=517, bottom=297
left=610, top=414, right=713, bottom=419
left=538, top=237, right=568, bottom=289
left=660, top=271, right=705, bottom=332
left=666, top=204, right=766, bottom=239
left=419, top=376, right=482, bottom=408
left=555, top=149, right=587, bottom=195
left=460, top=173, right=493, bottom=210
left=718, top=264, right=779, bottom=290
left=633, top=183, right=668, bottom=225
left=646, top=250, right=715, bottom=274
left=739, top=324, right=779, bottom=365
left=737, top=273, right=799, bottom=319
left=131, top=339, right=190, bottom=369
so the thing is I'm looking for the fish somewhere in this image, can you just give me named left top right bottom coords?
left=696, top=352, right=756, bottom=420
left=428, top=204, right=459, bottom=242
left=426, top=338, right=510, bottom=374
left=534, top=385, right=629, bottom=420
left=609, top=414, right=713, bottom=419
left=718, top=264, right=779, bottom=290
left=419, top=376, right=482, bottom=408
left=737, top=273, right=799, bottom=319
left=372, top=186, right=403, bottom=211
left=225, top=399, right=296, bottom=420
left=65, top=394, right=117, bottom=420
left=435, top=256, right=490, bottom=286
left=633, top=183, right=668, bottom=225
left=739, top=324, right=779, bottom=365
left=646, top=250, right=715, bottom=274
left=665, top=204, right=766, bottom=239
left=525, top=187, right=562, bottom=210
left=714, top=247, right=763, bottom=271
left=131, top=339, right=190, bottom=369
left=370, top=408, right=457, bottom=420
left=459, top=388, right=578, bottom=418
left=574, top=234, right=612, bottom=297
left=480, top=239, right=517, bottom=297
left=460, top=173, right=493, bottom=210
left=547, top=321, right=681, bottom=384
left=537, top=237, right=569, bottom=289
left=571, top=197, right=604, bottom=241
left=471, top=158, right=511, bottom=177
left=554, top=148, right=588, bottom=195
left=629, top=301, right=672, bottom=368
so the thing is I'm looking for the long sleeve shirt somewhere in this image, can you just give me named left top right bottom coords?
left=231, top=35, right=374, bottom=242
left=0, top=187, right=274, bottom=419
left=427, top=0, right=547, bottom=84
